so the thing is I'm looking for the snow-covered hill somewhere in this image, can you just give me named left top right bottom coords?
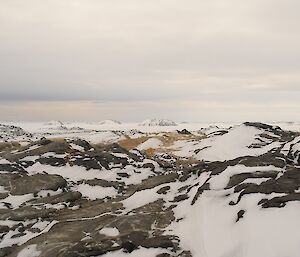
left=98, top=120, right=122, bottom=125
left=0, top=122, right=300, bottom=257
left=0, top=124, right=36, bottom=142
left=139, top=118, right=177, bottom=126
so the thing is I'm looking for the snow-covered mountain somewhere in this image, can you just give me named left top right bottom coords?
left=0, top=122, right=300, bottom=257
left=139, top=118, right=177, bottom=126
left=98, top=120, right=122, bottom=125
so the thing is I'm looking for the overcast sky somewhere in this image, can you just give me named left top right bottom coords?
left=1, top=0, right=300, bottom=122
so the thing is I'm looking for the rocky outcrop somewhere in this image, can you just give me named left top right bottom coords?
left=1, top=123, right=300, bottom=257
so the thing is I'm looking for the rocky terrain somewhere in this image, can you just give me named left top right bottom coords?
left=0, top=122, right=300, bottom=257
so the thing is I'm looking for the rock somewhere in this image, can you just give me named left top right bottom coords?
left=121, top=241, right=138, bottom=253
left=33, top=191, right=82, bottom=205
left=177, top=251, right=193, bottom=257
left=177, top=129, right=192, bottom=135
left=171, top=194, right=189, bottom=203
left=37, top=157, right=67, bottom=166
left=157, top=186, right=171, bottom=195
left=0, top=225, right=9, bottom=233
left=117, top=172, right=130, bottom=178
left=142, top=163, right=156, bottom=171
left=259, top=193, right=300, bottom=208
left=135, top=173, right=178, bottom=192
left=10, top=174, right=67, bottom=195
left=236, top=210, right=245, bottom=222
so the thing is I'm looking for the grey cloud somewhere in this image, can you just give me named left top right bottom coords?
left=0, top=0, right=300, bottom=121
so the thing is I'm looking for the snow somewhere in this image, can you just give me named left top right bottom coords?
left=73, top=184, right=118, bottom=200
left=27, top=162, right=154, bottom=186
left=281, top=136, right=300, bottom=154
left=2, top=120, right=300, bottom=257
left=99, top=247, right=170, bottom=257
left=170, top=189, right=300, bottom=257
left=172, top=124, right=282, bottom=161
left=99, top=227, right=120, bottom=237
left=0, top=186, right=8, bottom=193
left=0, top=194, right=34, bottom=209
left=26, top=163, right=109, bottom=182
left=69, top=143, right=85, bottom=152
left=0, top=159, right=11, bottom=164
left=209, top=165, right=281, bottom=190
left=0, top=220, right=58, bottom=248
left=136, top=138, right=163, bottom=150
left=17, top=244, right=41, bottom=257
left=242, top=177, right=270, bottom=185
left=37, top=189, right=63, bottom=198
left=139, top=118, right=177, bottom=126
left=122, top=187, right=161, bottom=211
left=99, top=120, right=122, bottom=125
left=31, top=221, right=51, bottom=230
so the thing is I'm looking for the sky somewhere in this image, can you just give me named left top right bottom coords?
left=0, top=0, right=300, bottom=122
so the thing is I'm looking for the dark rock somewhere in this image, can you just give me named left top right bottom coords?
left=0, top=225, right=9, bottom=233
left=71, top=156, right=102, bottom=170
left=178, top=251, right=193, bottom=257
left=172, top=194, right=189, bottom=203
left=141, top=235, right=176, bottom=249
left=135, top=173, right=178, bottom=192
left=177, top=129, right=192, bottom=135
left=33, top=191, right=82, bottom=205
left=156, top=253, right=172, bottom=257
left=70, top=139, right=92, bottom=151
left=259, top=193, right=300, bottom=208
left=10, top=174, right=67, bottom=195
left=117, top=172, right=130, bottom=178
left=37, top=157, right=67, bottom=167
left=157, top=186, right=171, bottom=195
left=236, top=210, right=245, bottom=222
left=142, top=163, right=156, bottom=171
left=121, top=241, right=138, bottom=253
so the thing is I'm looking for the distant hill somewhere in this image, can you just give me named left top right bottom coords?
left=98, top=120, right=122, bottom=125
left=139, top=118, right=177, bottom=126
